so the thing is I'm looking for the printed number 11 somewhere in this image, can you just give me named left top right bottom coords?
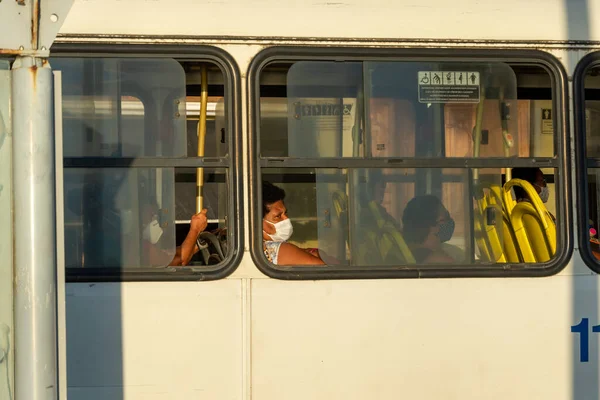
left=571, top=318, right=600, bottom=362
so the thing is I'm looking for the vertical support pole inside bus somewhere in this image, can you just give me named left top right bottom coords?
left=12, top=56, right=58, bottom=400
left=196, top=66, right=208, bottom=212
left=499, top=86, right=515, bottom=181
left=472, top=87, right=486, bottom=183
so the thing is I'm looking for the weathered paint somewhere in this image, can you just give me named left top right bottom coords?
left=12, top=56, right=57, bottom=400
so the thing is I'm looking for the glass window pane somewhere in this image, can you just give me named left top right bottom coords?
left=64, top=168, right=178, bottom=268
left=286, top=62, right=363, bottom=158
left=64, top=166, right=231, bottom=269
left=587, top=169, right=600, bottom=260
left=52, top=58, right=188, bottom=158
left=586, top=99, right=600, bottom=158
left=262, top=166, right=559, bottom=267
left=366, top=62, right=519, bottom=158
left=53, top=59, right=229, bottom=159
left=583, top=64, right=600, bottom=263
left=344, top=168, right=481, bottom=266
left=59, top=57, right=234, bottom=275
left=185, top=94, right=228, bottom=158
left=173, top=167, right=230, bottom=267
left=174, top=168, right=228, bottom=227
left=260, top=61, right=548, bottom=159
left=258, top=56, right=561, bottom=273
left=261, top=168, right=319, bottom=248
left=260, top=98, right=288, bottom=157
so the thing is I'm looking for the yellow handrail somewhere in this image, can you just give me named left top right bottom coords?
left=196, top=66, right=208, bottom=212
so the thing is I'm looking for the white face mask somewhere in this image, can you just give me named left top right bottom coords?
left=143, top=217, right=164, bottom=244
left=538, top=186, right=550, bottom=203
left=264, top=219, right=293, bottom=242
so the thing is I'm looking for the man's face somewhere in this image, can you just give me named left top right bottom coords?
left=264, top=200, right=288, bottom=223
left=533, top=169, right=547, bottom=194
left=263, top=200, right=288, bottom=239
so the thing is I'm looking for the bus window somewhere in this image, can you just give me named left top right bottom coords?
left=253, top=50, right=568, bottom=278
left=54, top=52, right=240, bottom=280
left=576, top=54, right=600, bottom=269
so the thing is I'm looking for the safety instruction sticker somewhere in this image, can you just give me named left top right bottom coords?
left=541, top=108, right=553, bottom=134
left=418, top=71, right=480, bottom=103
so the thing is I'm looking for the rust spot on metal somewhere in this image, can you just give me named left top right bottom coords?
left=30, top=65, right=38, bottom=91
left=31, top=0, right=40, bottom=50
left=0, top=48, right=49, bottom=57
left=0, top=49, right=23, bottom=55
left=16, top=0, right=25, bottom=5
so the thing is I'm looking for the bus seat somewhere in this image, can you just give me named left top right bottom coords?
left=368, top=201, right=415, bottom=264
left=473, top=184, right=521, bottom=263
left=473, top=210, right=505, bottom=262
left=503, top=179, right=556, bottom=262
left=332, top=190, right=415, bottom=265
left=332, top=191, right=348, bottom=220
left=488, top=184, right=522, bottom=262
left=501, top=212, right=522, bottom=262
left=502, top=180, right=518, bottom=216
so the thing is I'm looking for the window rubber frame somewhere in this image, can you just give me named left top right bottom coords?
left=51, top=43, right=244, bottom=282
left=574, top=50, right=600, bottom=273
left=248, top=46, right=572, bottom=280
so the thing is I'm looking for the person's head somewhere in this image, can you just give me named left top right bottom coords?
left=511, top=168, right=549, bottom=203
left=402, top=195, right=455, bottom=247
left=359, top=170, right=387, bottom=206
left=262, top=181, right=293, bottom=241
left=370, top=170, right=387, bottom=205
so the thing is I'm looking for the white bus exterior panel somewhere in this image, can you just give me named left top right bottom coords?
left=59, top=0, right=600, bottom=42
left=251, top=273, right=595, bottom=399
left=66, top=281, right=243, bottom=400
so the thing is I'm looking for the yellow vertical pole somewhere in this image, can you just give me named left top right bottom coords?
left=472, top=89, right=486, bottom=182
left=498, top=87, right=515, bottom=180
left=196, top=66, right=208, bottom=212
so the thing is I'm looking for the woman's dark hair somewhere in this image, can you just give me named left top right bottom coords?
left=262, top=181, right=286, bottom=216
left=511, top=168, right=541, bottom=199
left=402, top=195, right=444, bottom=244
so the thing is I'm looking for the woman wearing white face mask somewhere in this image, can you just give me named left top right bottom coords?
left=511, top=168, right=556, bottom=223
left=262, top=182, right=325, bottom=265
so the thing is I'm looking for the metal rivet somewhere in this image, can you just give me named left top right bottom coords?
left=175, top=112, right=180, bottom=118
left=50, top=14, right=59, bottom=22
left=19, top=46, right=24, bottom=50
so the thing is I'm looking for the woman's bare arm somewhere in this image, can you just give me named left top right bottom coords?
left=169, top=210, right=208, bottom=266
left=277, top=242, right=326, bottom=265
